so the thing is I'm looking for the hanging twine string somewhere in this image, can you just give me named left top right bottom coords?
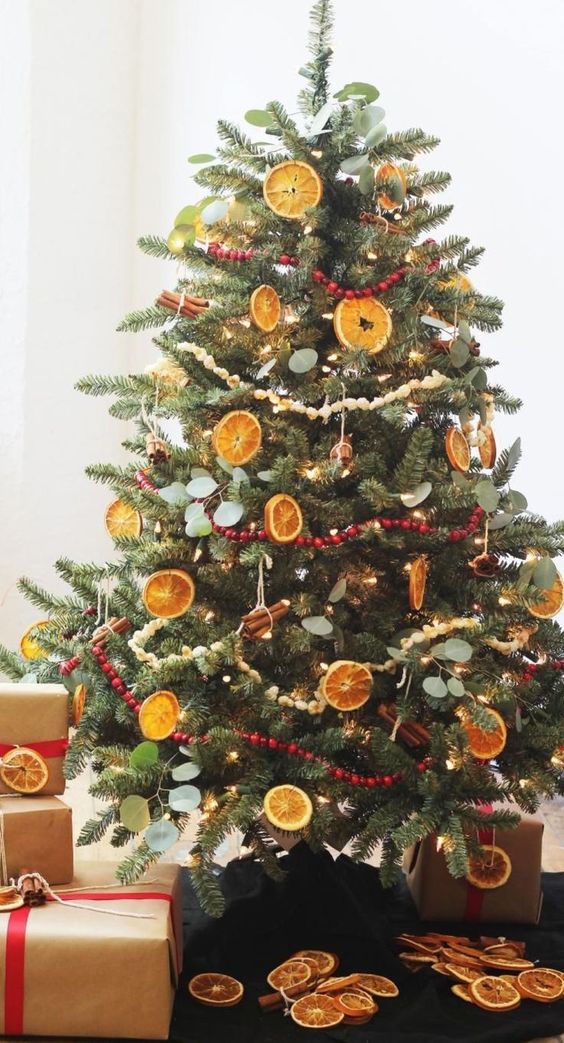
left=237, top=554, right=273, bottom=634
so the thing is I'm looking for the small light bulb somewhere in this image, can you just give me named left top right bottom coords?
left=377, top=373, right=392, bottom=383
left=204, top=610, right=215, bottom=623
left=261, top=630, right=273, bottom=640
left=445, top=759, right=455, bottom=771
left=367, top=251, right=378, bottom=260
left=320, top=662, right=329, bottom=671
left=193, top=547, right=203, bottom=562
left=322, top=365, right=332, bottom=373
left=436, top=835, right=445, bottom=852
left=327, top=353, right=338, bottom=362
left=310, top=149, right=323, bottom=158
left=341, top=467, right=351, bottom=477
left=321, top=311, right=334, bottom=320
left=498, top=596, right=512, bottom=606
left=226, top=751, right=239, bottom=763
left=239, top=318, right=251, bottom=328
left=202, top=429, right=213, bottom=438
left=222, top=674, right=231, bottom=683
left=364, top=576, right=378, bottom=586
left=303, top=224, right=313, bottom=234
left=329, top=528, right=338, bottom=536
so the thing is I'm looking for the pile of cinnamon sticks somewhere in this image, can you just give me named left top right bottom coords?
left=240, top=601, right=290, bottom=640
left=156, top=290, right=209, bottom=319
left=88, top=617, right=130, bottom=649
left=377, top=703, right=430, bottom=748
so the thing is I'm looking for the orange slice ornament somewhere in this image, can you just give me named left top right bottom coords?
left=20, top=619, right=50, bottom=660
left=142, top=569, right=195, bottom=619
left=263, top=160, right=323, bottom=220
left=105, top=499, right=143, bottom=539
left=264, top=493, right=303, bottom=543
left=528, top=571, right=564, bottom=619
left=188, top=972, right=244, bottom=1007
left=0, top=747, right=49, bottom=794
left=292, top=951, right=339, bottom=978
left=290, top=993, right=344, bottom=1029
left=466, top=846, right=512, bottom=890
left=334, top=991, right=377, bottom=1017
left=263, top=785, right=313, bottom=832
left=249, top=284, right=281, bottom=332
left=333, top=297, right=392, bottom=353
left=72, top=682, right=87, bottom=726
left=267, top=960, right=312, bottom=991
left=355, top=974, right=399, bottom=998
left=138, top=689, right=180, bottom=741
left=445, top=427, right=471, bottom=473
left=375, top=163, right=407, bottom=210
left=409, top=556, right=427, bottom=610
left=320, top=660, right=372, bottom=711
left=212, top=410, right=262, bottom=466
left=462, top=707, right=507, bottom=759
left=478, top=425, right=497, bottom=468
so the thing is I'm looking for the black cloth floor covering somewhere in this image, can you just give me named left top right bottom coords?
left=170, top=844, right=564, bottom=1043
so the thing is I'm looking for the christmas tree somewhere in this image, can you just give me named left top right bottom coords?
left=2, top=0, right=564, bottom=915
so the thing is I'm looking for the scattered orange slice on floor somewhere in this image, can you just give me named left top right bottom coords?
left=263, top=785, right=313, bottom=832
left=469, top=975, right=521, bottom=1012
left=138, top=689, right=180, bottom=741
left=466, top=845, right=512, bottom=890
left=20, top=619, right=50, bottom=660
left=445, top=427, right=471, bottom=473
left=263, top=160, right=323, bottom=220
left=462, top=707, right=507, bottom=759
left=478, top=425, right=497, bottom=468
left=375, top=163, right=407, bottom=210
left=432, top=963, right=453, bottom=977
left=292, top=951, right=339, bottom=978
left=444, top=964, right=483, bottom=983
left=451, top=984, right=474, bottom=1003
left=333, top=991, right=377, bottom=1017
left=480, top=954, right=534, bottom=971
left=320, top=659, right=372, bottom=711
left=212, top=410, right=262, bottom=466
left=72, top=682, right=87, bottom=725
left=441, top=949, right=485, bottom=969
left=0, top=747, right=49, bottom=793
left=188, top=972, right=243, bottom=1007
left=317, top=975, right=361, bottom=994
left=409, top=556, right=427, bottom=610
left=290, top=993, right=344, bottom=1029
left=264, top=493, right=303, bottom=543
left=516, top=968, right=564, bottom=1002
left=333, top=297, right=392, bottom=353
left=528, top=571, right=564, bottom=619
left=355, top=974, right=399, bottom=998
left=105, top=499, right=143, bottom=539
left=142, top=568, right=195, bottom=618
left=267, top=959, right=312, bottom=991
left=249, top=284, right=281, bottom=332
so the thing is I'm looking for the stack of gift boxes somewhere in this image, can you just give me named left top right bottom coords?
left=0, top=682, right=183, bottom=1040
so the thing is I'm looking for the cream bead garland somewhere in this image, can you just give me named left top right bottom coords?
left=367, top=617, right=479, bottom=674
left=128, top=619, right=262, bottom=682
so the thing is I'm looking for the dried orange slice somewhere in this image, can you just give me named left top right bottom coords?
left=409, top=556, right=427, bottom=610
left=290, top=993, right=344, bottom=1029
left=138, top=689, right=180, bottom=741
left=441, top=949, right=485, bottom=969
left=444, top=964, right=483, bottom=983
left=249, top=284, right=281, bottom=332
left=334, top=991, right=377, bottom=1017
left=0, top=747, right=49, bottom=793
left=263, top=785, right=313, bottom=832
left=480, top=954, right=534, bottom=971
left=320, top=660, right=372, bottom=711
left=439, top=273, right=474, bottom=296
left=469, top=975, right=521, bottom=1012
left=466, top=845, right=512, bottom=890
left=375, top=163, right=407, bottom=210
left=188, top=972, right=243, bottom=1007
left=445, top=427, right=471, bottom=473
left=20, top=619, right=50, bottom=660
left=333, top=297, right=392, bottom=353
left=263, top=160, right=323, bottom=220
left=105, top=499, right=143, bottom=539
left=398, top=952, right=437, bottom=964
left=317, top=975, right=361, bottom=994
left=478, top=425, right=496, bottom=469
left=451, top=984, right=474, bottom=1003
left=528, top=571, right=564, bottom=619
left=516, top=968, right=564, bottom=1002
left=292, top=951, right=339, bottom=978
left=264, top=493, right=303, bottom=543
left=355, top=974, right=399, bottom=998
left=212, top=410, right=262, bottom=466
left=142, top=569, right=195, bottom=618
left=432, top=963, right=453, bottom=977
left=72, top=682, right=87, bottom=726
left=267, top=959, right=312, bottom=991
left=462, top=707, right=507, bottom=759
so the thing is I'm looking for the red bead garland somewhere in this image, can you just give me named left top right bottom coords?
left=312, top=265, right=409, bottom=298
left=134, top=470, right=159, bottom=493
left=90, top=647, right=428, bottom=788
left=207, top=243, right=300, bottom=267
left=521, top=659, right=564, bottom=683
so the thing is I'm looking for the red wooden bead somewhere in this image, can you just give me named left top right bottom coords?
left=327, top=281, right=339, bottom=294
left=344, top=289, right=356, bottom=300
left=91, top=645, right=103, bottom=657
left=419, top=524, right=431, bottom=534
left=330, top=534, right=343, bottom=545
left=377, top=281, right=388, bottom=292
left=401, top=520, right=411, bottom=530
left=304, top=751, right=314, bottom=761
left=383, top=775, right=393, bottom=787
left=258, top=530, right=267, bottom=541
left=312, top=270, right=325, bottom=283
left=259, top=737, right=268, bottom=747
left=127, top=698, right=138, bottom=709
left=381, top=519, right=393, bottom=530
left=334, top=768, right=345, bottom=780
left=268, top=738, right=278, bottom=749
left=334, top=288, right=345, bottom=299
left=290, top=257, right=300, bottom=266
left=416, top=762, right=427, bottom=773
left=392, top=519, right=401, bottom=528
left=172, top=732, right=182, bottom=741
left=313, top=537, right=324, bottom=549
left=250, top=733, right=261, bottom=746
left=245, top=250, right=254, bottom=260
left=366, top=777, right=377, bottom=788
left=363, top=287, right=374, bottom=297
left=295, top=535, right=306, bottom=546
left=287, top=743, right=298, bottom=754
left=111, top=677, right=123, bottom=690
left=321, top=275, right=329, bottom=285
left=280, top=254, right=291, bottom=265
left=449, top=531, right=460, bottom=542
left=236, top=250, right=246, bottom=261
left=347, top=525, right=360, bottom=537
left=278, top=741, right=288, bottom=750
left=389, top=272, right=401, bottom=284
left=350, top=774, right=360, bottom=785
left=354, top=289, right=363, bottom=298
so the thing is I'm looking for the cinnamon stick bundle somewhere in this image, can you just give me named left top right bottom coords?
left=241, top=600, right=290, bottom=640
left=157, top=290, right=209, bottom=319
left=377, top=703, right=430, bottom=748
left=89, top=617, right=131, bottom=648
left=359, top=212, right=406, bottom=235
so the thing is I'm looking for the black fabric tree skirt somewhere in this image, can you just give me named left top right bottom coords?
left=169, top=844, right=564, bottom=1043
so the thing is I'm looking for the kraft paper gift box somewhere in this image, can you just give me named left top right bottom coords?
left=0, top=683, right=68, bottom=795
left=404, top=814, right=543, bottom=924
left=0, top=860, right=183, bottom=1039
left=0, top=795, right=73, bottom=884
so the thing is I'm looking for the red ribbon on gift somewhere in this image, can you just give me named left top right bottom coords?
left=463, top=801, right=494, bottom=922
left=0, top=738, right=68, bottom=759
left=4, top=889, right=176, bottom=1035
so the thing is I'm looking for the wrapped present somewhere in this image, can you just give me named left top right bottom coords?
left=404, top=813, right=543, bottom=924
left=0, top=683, right=68, bottom=795
left=0, top=860, right=183, bottom=1039
left=0, top=796, right=73, bottom=884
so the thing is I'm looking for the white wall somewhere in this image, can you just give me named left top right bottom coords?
left=1, top=0, right=563, bottom=655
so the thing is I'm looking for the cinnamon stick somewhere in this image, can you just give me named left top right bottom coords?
left=241, top=600, right=290, bottom=623
left=89, top=617, right=131, bottom=648
left=258, top=981, right=312, bottom=1013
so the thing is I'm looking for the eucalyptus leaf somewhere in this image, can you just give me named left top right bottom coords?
left=188, top=153, right=215, bottom=164
left=216, top=456, right=234, bottom=475
left=450, top=339, right=470, bottom=367
left=185, top=516, right=213, bottom=538
left=533, top=557, right=557, bottom=590
left=191, top=467, right=211, bottom=478
left=308, top=100, right=334, bottom=136
left=185, top=503, right=206, bottom=522
left=301, top=615, right=334, bottom=636
left=340, top=153, right=370, bottom=175
left=159, top=483, right=190, bottom=507
left=186, top=476, right=218, bottom=498
left=457, top=319, right=473, bottom=345
left=508, top=489, right=528, bottom=511
left=172, top=761, right=202, bottom=782
left=328, top=578, right=347, bottom=603
left=364, top=122, right=387, bottom=148
left=444, top=638, right=473, bottom=662
left=167, top=227, right=193, bottom=255
left=400, top=482, right=432, bottom=507
left=257, top=470, right=273, bottom=482
left=244, top=109, right=273, bottom=127
left=299, top=66, right=314, bottom=79
left=334, top=82, right=379, bottom=103
left=129, top=742, right=159, bottom=770
left=179, top=745, right=197, bottom=758
left=256, top=357, right=276, bottom=379
left=447, top=677, right=466, bottom=698
left=358, top=163, right=375, bottom=195
left=420, top=314, right=453, bottom=332
left=174, top=205, right=198, bottom=226
left=145, top=818, right=180, bottom=852
left=488, top=512, right=515, bottom=531
left=354, top=105, right=386, bottom=134
left=430, top=643, right=449, bottom=660
left=200, top=199, right=229, bottom=225
left=386, top=646, right=407, bottom=661
left=384, top=173, right=405, bottom=206
left=423, top=676, right=448, bottom=699
left=289, top=348, right=318, bottom=374
left=168, top=784, right=201, bottom=813
left=213, top=501, right=244, bottom=527
left=451, top=470, right=470, bottom=490
left=119, top=795, right=150, bottom=833
left=475, top=478, right=500, bottom=513
left=472, top=368, right=488, bottom=391
left=517, top=559, right=537, bottom=592
left=232, top=467, right=249, bottom=484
